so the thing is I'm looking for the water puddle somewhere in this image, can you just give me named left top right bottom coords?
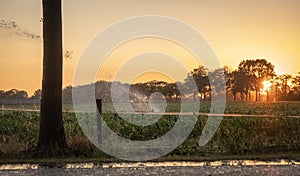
left=0, top=160, right=299, bottom=170
left=0, top=164, right=38, bottom=170
left=102, top=160, right=299, bottom=168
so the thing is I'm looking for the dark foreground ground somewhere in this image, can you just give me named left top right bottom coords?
left=1, top=161, right=299, bottom=176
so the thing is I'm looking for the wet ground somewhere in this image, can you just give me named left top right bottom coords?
left=1, top=160, right=300, bottom=176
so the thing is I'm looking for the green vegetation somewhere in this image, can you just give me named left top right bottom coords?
left=0, top=102, right=299, bottom=161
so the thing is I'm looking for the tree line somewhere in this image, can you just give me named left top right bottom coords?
left=64, top=59, right=300, bottom=103
left=2, top=59, right=300, bottom=104
left=0, top=89, right=41, bottom=99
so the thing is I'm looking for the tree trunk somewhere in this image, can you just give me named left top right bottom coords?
left=240, top=92, right=244, bottom=101
left=248, top=92, right=251, bottom=101
left=38, top=0, right=67, bottom=150
left=275, top=86, right=278, bottom=101
left=255, top=90, right=258, bottom=102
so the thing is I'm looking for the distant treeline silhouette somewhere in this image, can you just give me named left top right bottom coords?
left=1, top=59, right=300, bottom=104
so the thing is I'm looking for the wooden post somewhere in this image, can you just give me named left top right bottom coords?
left=96, top=99, right=103, bottom=144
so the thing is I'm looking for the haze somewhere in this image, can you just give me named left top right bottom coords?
left=1, top=0, right=300, bottom=95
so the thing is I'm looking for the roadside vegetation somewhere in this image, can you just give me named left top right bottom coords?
left=1, top=102, right=299, bottom=162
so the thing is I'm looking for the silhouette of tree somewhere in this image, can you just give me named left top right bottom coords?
left=62, top=86, right=72, bottom=104
left=3, top=89, right=28, bottom=99
left=0, top=90, right=4, bottom=99
left=208, top=67, right=227, bottom=100
left=270, top=76, right=281, bottom=101
left=292, top=72, right=300, bottom=90
left=31, top=89, right=42, bottom=99
left=38, top=0, right=67, bottom=151
left=238, top=59, right=275, bottom=101
left=131, top=82, right=151, bottom=99
left=278, top=74, right=292, bottom=101
left=184, top=66, right=209, bottom=101
left=222, top=66, right=233, bottom=99
left=289, top=72, right=300, bottom=100
left=95, top=81, right=112, bottom=103
left=163, top=82, right=180, bottom=101
left=4, top=89, right=16, bottom=98
left=231, top=70, right=252, bottom=101
left=16, top=90, right=28, bottom=98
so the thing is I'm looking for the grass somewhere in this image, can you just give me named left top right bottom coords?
left=0, top=102, right=299, bottom=163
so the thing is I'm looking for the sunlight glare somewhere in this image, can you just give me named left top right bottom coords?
left=262, top=80, right=272, bottom=91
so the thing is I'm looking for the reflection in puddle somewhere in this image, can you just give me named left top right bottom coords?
left=0, top=164, right=38, bottom=170
left=103, top=160, right=300, bottom=168
left=65, top=163, right=94, bottom=169
left=0, top=160, right=299, bottom=170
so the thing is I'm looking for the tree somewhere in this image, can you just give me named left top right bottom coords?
left=290, top=72, right=300, bottom=101
left=238, top=59, right=275, bottom=101
left=208, top=66, right=230, bottom=101
left=62, top=86, right=72, bottom=104
left=16, top=90, right=28, bottom=99
left=163, top=82, right=180, bottom=101
left=270, top=76, right=281, bottom=101
left=231, top=70, right=252, bottom=101
left=0, top=90, right=5, bottom=99
left=292, top=72, right=300, bottom=90
left=184, top=66, right=210, bottom=101
left=4, top=89, right=19, bottom=99
left=278, top=74, right=292, bottom=101
left=222, top=66, right=233, bottom=100
left=131, top=82, right=151, bottom=99
left=38, top=0, right=67, bottom=150
left=31, top=89, right=42, bottom=99
left=3, top=89, right=28, bottom=99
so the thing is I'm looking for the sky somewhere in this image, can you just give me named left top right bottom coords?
left=1, top=0, right=300, bottom=95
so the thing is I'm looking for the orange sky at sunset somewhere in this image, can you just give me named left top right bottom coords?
left=1, top=0, right=300, bottom=95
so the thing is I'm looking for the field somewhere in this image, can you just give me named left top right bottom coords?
left=0, top=102, right=300, bottom=161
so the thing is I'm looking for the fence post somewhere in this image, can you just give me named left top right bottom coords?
left=96, top=99, right=103, bottom=144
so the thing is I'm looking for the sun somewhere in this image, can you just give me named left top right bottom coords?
left=262, top=80, right=272, bottom=91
